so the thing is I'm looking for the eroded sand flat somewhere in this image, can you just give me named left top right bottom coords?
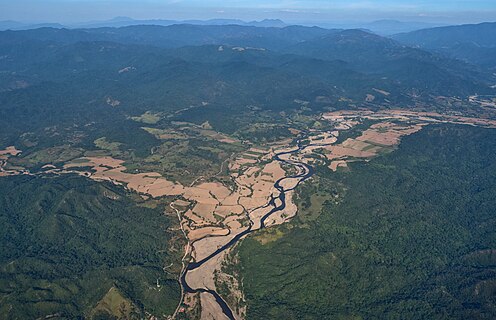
left=192, top=233, right=240, bottom=261
left=278, top=177, right=301, bottom=191
left=58, top=111, right=496, bottom=320
left=187, top=227, right=230, bottom=242
left=249, top=206, right=272, bottom=230
left=187, top=251, right=226, bottom=291
left=318, top=112, right=436, bottom=169
left=317, top=109, right=496, bottom=176
left=200, top=291, right=230, bottom=320
left=265, top=190, right=298, bottom=227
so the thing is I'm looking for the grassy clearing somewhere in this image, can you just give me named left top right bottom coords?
left=10, top=145, right=83, bottom=168
left=253, top=228, right=286, bottom=245
left=131, top=111, right=161, bottom=124
left=91, top=286, right=140, bottom=319
left=94, top=137, right=122, bottom=151
left=301, top=193, right=331, bottom=222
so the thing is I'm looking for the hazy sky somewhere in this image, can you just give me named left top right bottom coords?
left=1, top=0, right=496, bottom=24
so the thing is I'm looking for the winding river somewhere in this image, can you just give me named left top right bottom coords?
left=179, top=140, right=316, bottom=319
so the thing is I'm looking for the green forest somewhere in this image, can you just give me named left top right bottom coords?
left=238, top=124, right=496, bottom=319
left=0, top=175, right=181, bottom=319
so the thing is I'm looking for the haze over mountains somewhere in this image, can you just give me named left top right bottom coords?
left=1, top=23, right=494, bottom=137
left=0, top=16, right=446, bottom=35
left=0, top=17, right=287, bottom=31
left=2, top=11, right=496, bottom=319
left=394, top=22, right=496, bottom=70
left=1, top=22, right=495, bottom=126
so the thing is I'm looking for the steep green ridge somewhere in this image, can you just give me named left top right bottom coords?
left=0, top=175, right=180, bottom=319
left=238, top=124, right=496, bottom=319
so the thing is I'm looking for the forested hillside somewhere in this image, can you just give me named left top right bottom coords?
left=0, top=175, right=181, bottom=319
left=393, top=22, right=496, bottom=70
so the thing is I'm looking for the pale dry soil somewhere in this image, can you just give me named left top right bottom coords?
left=321, top=109, right=496, bottom=172
left=0, top=146, right=24, bottom=176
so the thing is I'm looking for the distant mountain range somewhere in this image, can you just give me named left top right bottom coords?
left=361, top=20, right=445, bottom=35
left=73, top=17, right=289, bottom=29
left=0, top=20, right=66, bottom=31
left=0, top=23, right=492, bottom=106
left=393, top=22, right=496, bottom=70
left=0, top=17, right=288, bottom=31
left=314, top=19, right=445, bottom=36
left=0, top=17, right=444, bottom=35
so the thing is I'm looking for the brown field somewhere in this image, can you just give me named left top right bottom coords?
left=316, top=109, right=496, bottom=175
left=0, top=146, right=21, bottom=158
left=308, top=132, right=337, bottom=145
left=356, top=122, right=425, bottom=146
left=184, top=209, right=206, bottom=226
left=0, top=146, right=25, bottom=176
left=288, top=128, right=301, bottom=135
left=223, top=215, right=244, bottom=232
left=325, top=145, right=376, bottom=160
left=64, top=156, right=186, bottom=196
left=174, top=199, right=191, bottom=207
left=329, top=160, right=348, bottom=171
left=215, top=205, right=244, bottom=217
left=192, top=203, right=218, bottom=223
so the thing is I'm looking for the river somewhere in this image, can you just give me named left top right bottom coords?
left=179, top=139, right=317, bottom=319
